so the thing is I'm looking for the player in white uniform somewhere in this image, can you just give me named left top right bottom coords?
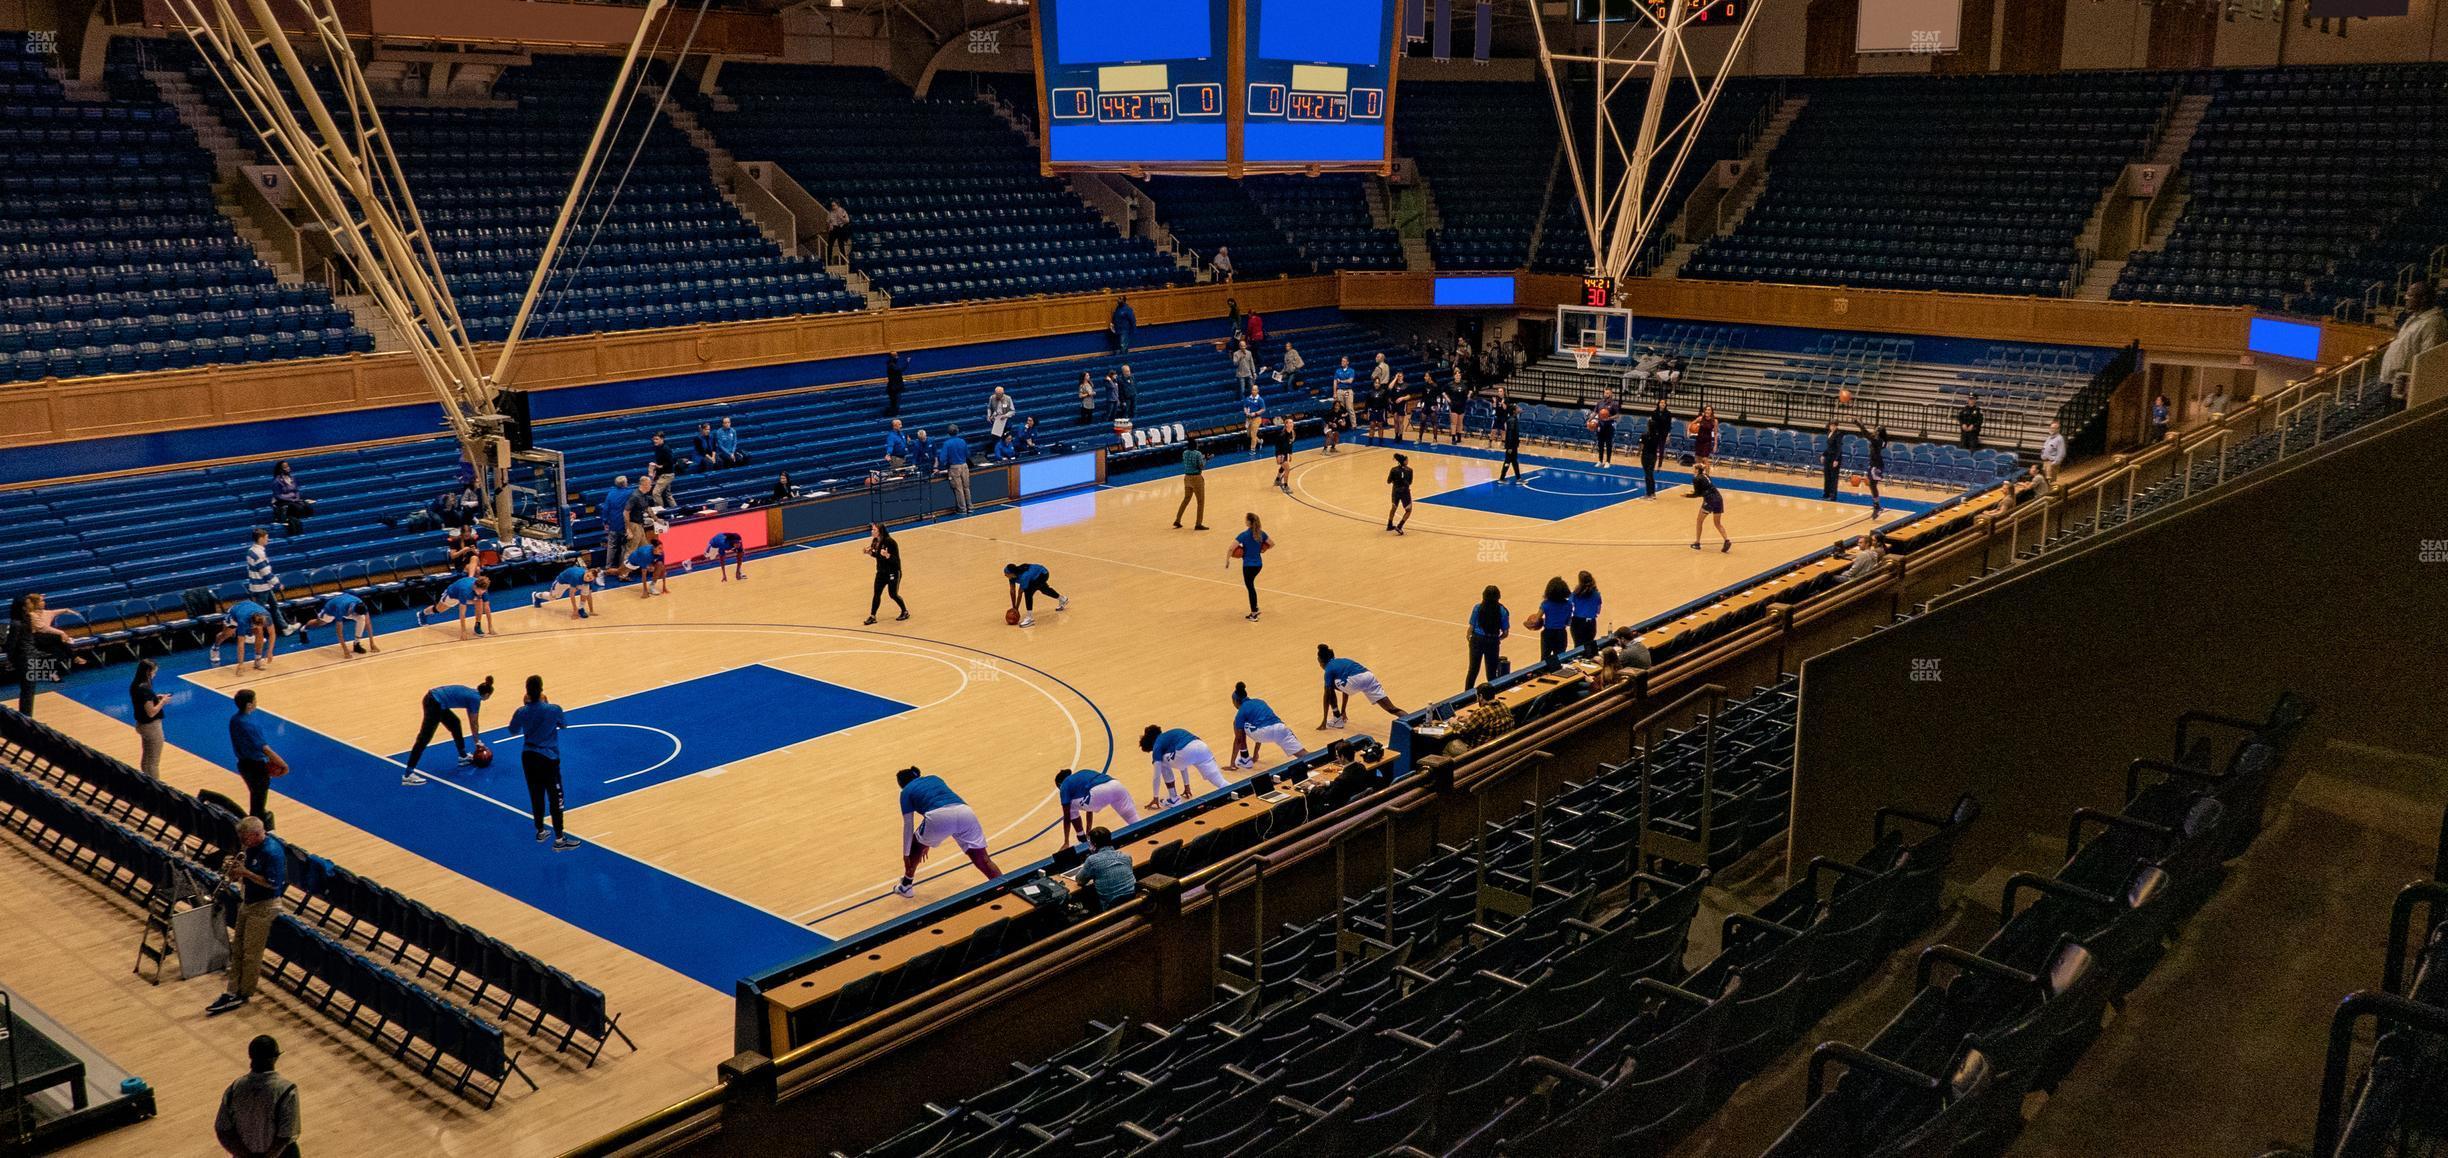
left=1054, top=767, right=1142, bottom=841
left=1140, top=725, right=1228, bottom=808
left=1228, top=682, right=1306, bottom=768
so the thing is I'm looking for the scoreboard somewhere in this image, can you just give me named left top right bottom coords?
left=1031, top=0, right=1401, bottom=174
left=1576, top=0, right=1751, bottom=24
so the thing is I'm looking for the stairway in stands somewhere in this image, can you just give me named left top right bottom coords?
left=1653, top=94, right=1806, bottom=280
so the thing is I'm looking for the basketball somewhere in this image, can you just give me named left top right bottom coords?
left=1850, top=474, right=1868, bottom=490
left=1526, top=610, right=1545, bottom=630
left=1006, top=608, right=1021, bottom=625
left=1230, top=544, right=1245, bottom=558
left=471, top=743, right=493, bottom=768
left=1838, top=388, right=1853, bottom=404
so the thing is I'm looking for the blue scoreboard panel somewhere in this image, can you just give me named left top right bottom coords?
left=1031, top=0, right=1399, bottom=174
left=1241, top=0, right=1399, bottom=169
left=1035, top=0, right=1229, bottom=168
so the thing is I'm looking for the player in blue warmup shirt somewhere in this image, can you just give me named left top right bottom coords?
left=1229, top=681, right=1306, bottom=769
left=1568, top=571, right=1604, bottom=651
left=1537, top=576, right=1574, bottom=664
left=1241, top=384, right=1267, bottom=454
left=685, top=531, right=748, bottom=582
left=211, top=599, right=277, bottom=669
left=893, top=766, right=1001, bottom=897
left=612, top=538, right=669, bottom=598
left=1054, top=766, right=1140, bottom=841
left=1316, top=643, right=1404, bottom=730
left=1139, top=724, right=1227, bottom=808
left=401, top=675, right=493, bottom=786
left=417, top=574, right=494, bottom=638
left=532, top=562, right=600, bottom=619
left=302, top=591, right=378, bottom=659
left=1230, top=513, right=1272, bottom=621
left=508, top=674, right=579, bottom=849
left=1003, top=562, right=1067, bottom=627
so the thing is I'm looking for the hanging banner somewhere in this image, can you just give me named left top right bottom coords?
left=1433, top=0, right=1451, bottom=60
left=1473, top=1, right=1491, bottom=60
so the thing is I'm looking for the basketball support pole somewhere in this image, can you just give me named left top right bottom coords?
left=1529, top=0, right=1772, bottom=284
left=164, top=0, right=672, bottom=543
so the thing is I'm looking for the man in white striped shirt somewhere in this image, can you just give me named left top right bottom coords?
left=244, top=528, right=297, bottom=636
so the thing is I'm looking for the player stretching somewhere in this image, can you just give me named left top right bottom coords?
left=612, top=538, right=669, bottom=598
left=1317, top=644, right=1403, bottom=729
left=531, top=561, right=600, bottom=619
left=893, top=767, right=1002, bottom=897
left=302, top=591, right=378, bottom=659
left=1386, top=453, right=1415, bottom=535
left=1229, top=682, right=1306, bottom=769
left=1003, top=562, right=1067, bottom=627
left=1140, top=725, right=1228, bottom=808
left=684, top=531, right=748, bottom=581
left=211, top=599, right=277, bottom=669
left=1055, top=766, right=1140, bottom=842
left=418, top=574, right=495, bottom=638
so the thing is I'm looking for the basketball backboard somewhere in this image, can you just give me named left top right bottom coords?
left=1554, top=304, right=1636, bottom=360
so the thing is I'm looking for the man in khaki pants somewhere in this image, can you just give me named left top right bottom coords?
left=207, top=815, right=287, bottom=1017
left=1172, top=444, right=1208, bottom=531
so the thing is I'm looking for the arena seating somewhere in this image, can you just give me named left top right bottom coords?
left=2312, top=851, right=2448, bottom=1158
left=0, top=707, right=633, bottom=1067
left=1145, top=176, right=1312, bottom=279
left=1687, top=73, right=2172, bottom=295
left=0, top=323, right=1421, bottom=621
left=696, top=63, right=1190, bottom=306
left=0, top=742, right=534, bottom=1106
left=1243, top=174, right=1405, bottom=271
left=0, top=36, right=369, bottom=383
left=1538, top=78, right=1782, bottom=274
left=1400, top=81, right=1560, bottom=271
left=2116, top=65, right=2448, bottom=314
left=838, top=675, right=1995, bottom=1156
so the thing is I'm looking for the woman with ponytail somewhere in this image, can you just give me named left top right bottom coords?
left=401, top=675, right=493, bottom=786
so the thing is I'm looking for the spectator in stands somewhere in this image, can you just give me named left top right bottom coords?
left=1174, top=441, right=1208, bottom=530
left=1232, top=340, right=1257, bottom=398
left=1281, top=343, right=1305, bottom=394
left=1840, top=534, right=1889, bottom=582
left=1585, top=646, right=1626, bottom=695
left=268, top=461, right=308, bottom=536
left=1117, top=365, right=1137, bottom=419
left=1465, top=584, right=1510, bottom=689
left=205, top=814, right=285, bottom=1017
left=648, top=434, right=679, bottom=500
left=2381, top=281, right=2442, bottom=400
left=713, top=416, right=745, bottom=467
left=986, top=386, right=1015, bottom=442
left=1019, top=416, right=1041, bottom=456
left=941, top=425, right=974, bottom=514
left=1078, top=372, right=1097, bottom=424
left=1956, top=397, right=1984, bottom=451
left=692, top=423, right=720, bottom=471
left=1447, top=683, right=1514, bottom=751
left=2040, top=420, right=2067, bottom=484
left=130, top=658, right=166, bottom=777
left=1821, top=418, right=1845, bottom=500
left=1071, top=826, right=1138, bottom=913
left=225, top=689, right=283, bottom=820
left=826, top=199, right=852, bottom=263
left=885, top=351, right=906, bottom=415
left=2203, top=385, right=2231, bottom=421
left=1110, top=297, right=1136, bottom=354
left=213, top=1034, right=300, bottom=1158
left=1214, top=246, right=1235, bottom=283
left=1225, top=298, right=1243, bottom=342
left=445, top=525, right=481, bottom=578
left=771, top=472, right=795, bottom=503
left=1245, top=312, right=1263, bottom=345
left=992, top=429, right=1018, bottom=463
left=883, top=418, right=910, bottom=470
left=907, top=428, right=934, bottom=477
left=241, top=529, right=294, bottom=638
left=601, top=476, right=634, bottom=561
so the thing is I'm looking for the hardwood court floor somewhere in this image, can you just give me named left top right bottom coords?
left=13, top=440, right=1939, bottom=1157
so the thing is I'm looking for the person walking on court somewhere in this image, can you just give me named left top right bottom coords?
left=861, top=522, right=910, bottom=625
left=1231, top=513, right=1272, bottom=621
left=1055, top=766, right=1140, bottom=841
left=1317, top=644, right=1403, bottom=729
left=205, top=815, right=284, bottom=1017
left=1590, top=393, right=1618, bottom=467
left=1386, top=453, right=1415, bottom=535
left=940, top=424, right=974, bottom=514
left=226, top=689, right=284, bottom=819
left=401, top=677, right=492, bottom=787
left=129, top=658, right=166, bottom=777
left=1270, top=415, right=1296, bottom=493
left=1141, top=724, right=1228, bottom=808
left=1535, top=576, right=1572, bottom=664
left=1465, top=585, right=1510, bottom=688
left=1241, top=381, right=1267, bottom=453
left=1821, top=419, right=1845, bottom=500
left=214, top=1033, right=301, bottom=1157
left=1173, top=442, right=1208, bottom=530
left=1568, top=571, right=1603, bottom=651
left=1230, top=681, right=1306, bottom=768
left=1850, top=421, right=1890, bottom=516
left=510, top=675, right=578, bottom=850
left=1333, top=356, right=1358, bottom=423
left=894, top=766, right=1002, bottom=897
left=1004, top=562, right=1067, bottom=627
left=1691, top=462, right=1732, bottom=553
left=1498, top=403, right=1524, bottom=483
left=1640, top=397, right=1672, bottom=497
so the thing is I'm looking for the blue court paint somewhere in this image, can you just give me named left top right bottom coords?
left=392, top=665, right=912, bottom=809
left=1419, top=459, right=1938, bottom=522
left=58, top=659, right=833, bottom=992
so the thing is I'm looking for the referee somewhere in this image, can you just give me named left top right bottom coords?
left=509, top=675, right=578, bottom=850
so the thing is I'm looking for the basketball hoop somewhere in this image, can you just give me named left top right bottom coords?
left=1571, top=346, right=1596, bottom=371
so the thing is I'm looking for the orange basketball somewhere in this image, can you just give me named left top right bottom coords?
left=1005, top=608, right=1021, bottom=625
left=1229, top=544, right=1245, bottom=559
left=1838, top=388, right=1854, bottom=405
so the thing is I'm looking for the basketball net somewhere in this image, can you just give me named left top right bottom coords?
left=1571, top=346, right=1596, bottom=371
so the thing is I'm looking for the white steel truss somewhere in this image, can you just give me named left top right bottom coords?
left=1530, top=0, right=1772, bottom=282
